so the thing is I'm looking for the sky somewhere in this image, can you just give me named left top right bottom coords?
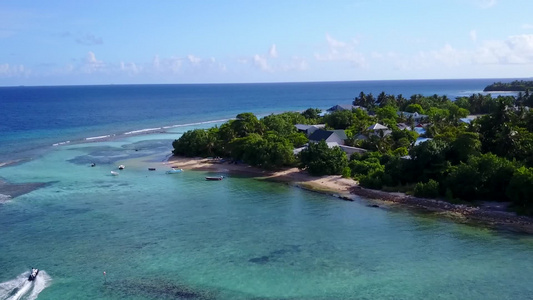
left=0, top=0, right=532, bottom=86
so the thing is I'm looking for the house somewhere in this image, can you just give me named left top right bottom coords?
left=459, top=118, right=472, bottom=124
left=294, top=124, right=325, bottom=136
left=294, top=142, right=367, bottom=156
left=339, top=145, right=368, bottom=156
left=368, top=123, right=388, bottom=131
left=397, top=111, right=428, bottom=122
left=414, top=137, right=432, bottom=146
left=396, top=123, right=412, bottom=131
left=354, top=123, right=391, bottom=141
left=327, top=104, right=367, bottom=112
left=367, top=123, right=392, bottom=137
left=308, top=129, right=347, bottom=145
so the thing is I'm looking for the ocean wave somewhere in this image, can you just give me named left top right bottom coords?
left=47, top=118, right=233, bottom=148
left=85, top=135, right=111, bottom=141
left=52, top=140, right=70, bottom=146
left=0, top=160, right=24, bottom=168
left=162, top=119, right=230, bottom=129
left=123, top=127, right=162, bottom=135
left=0, top=193, right=12, bottom=203
left=0, top=270, right=51, bottom=300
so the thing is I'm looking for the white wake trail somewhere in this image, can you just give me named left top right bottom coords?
left=0, top=271, right=52, bottom=300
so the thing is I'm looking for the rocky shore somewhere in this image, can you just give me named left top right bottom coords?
left=350, top=186, right=533, bottom=234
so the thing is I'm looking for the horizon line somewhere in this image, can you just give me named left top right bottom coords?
left=1, top=76, right=532, bottom=88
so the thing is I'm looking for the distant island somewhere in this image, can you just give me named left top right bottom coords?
left=484, top=80, right=533, bottom=92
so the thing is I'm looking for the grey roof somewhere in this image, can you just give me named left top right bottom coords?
left=326, top=104, right=366, bottom=112
left=397, top=123, right=412, bottom=130
left=332, top=130, right=347, bottom=140
left=308, top=129, right=347, bottom=141
left=397, top=111, right=428, bottom=119
left=367, top=123, right=389, bottom=131
left=327, top=104, right=353, bottom=111
left=308, top=129, right=334, bottom=141
left=295, top=124, right=313, bottom=131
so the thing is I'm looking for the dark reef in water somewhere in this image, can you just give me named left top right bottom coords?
left=68, top=139, right=172, bottom=166
left=248, top=245, right=302, bottom=265
left=104, top=278, right=218, bottom=300
left=0, top=177, right=55, bottom=202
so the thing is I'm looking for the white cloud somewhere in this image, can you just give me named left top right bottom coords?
left=470, top=30, right=477, bottom=42
left=147, top=55, right=225, bottom=75
left=253, top=54, right=272, bottom=72
left=187, top=55, right=202, bottom=64
left=375, top=33, right=533, bottom=75
left=325, top=34, right=346, bottom=48
left=430, top=44, right=469, bottom=66
left=280, top=57, right=308, bottom=72
left=239, top=45, right=307, bottom=74
left=152, top=55, right=160, bottom=69
left=167, top=57, right=183, bottom=73
left=315, top=34, right=366, bottom=68
left=475, top=34, right=533, bottom=64
left=0, top=63, right=28, bottom=77
left=82, top=51, right=105, bottom=73
left=269, top=44, right=278, bottom=58
left=120, top=62, right=140, bottom=75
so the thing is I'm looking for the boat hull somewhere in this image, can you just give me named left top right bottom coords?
left=28, top=269, right=39, bottom=281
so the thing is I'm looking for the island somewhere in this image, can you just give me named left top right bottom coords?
left=484, top=80, right=533, bottom=92
left=170, top=91, right=533, bottom=232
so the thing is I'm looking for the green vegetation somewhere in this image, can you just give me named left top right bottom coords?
left=299, top=141, right=348, bottom=176
left=173, top=111, right=312, bottom=170
left=483, top=80, right=533, bottom=92
left=173, top=90, right=533, bottom=216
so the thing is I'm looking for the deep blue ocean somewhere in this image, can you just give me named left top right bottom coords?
left=1, top=79, right=532, bottom=300
left=0, top=79, right=508, bottom=164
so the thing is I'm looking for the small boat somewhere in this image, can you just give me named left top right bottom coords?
left=166, top=168, right=183, bottom=174
left=148, top=168, right=156, bottom=171
left=205, top=176, right=224, bottom=181
left=28, top=268, right=39, bottom=281
left=111, top=171, right=119, bottom=176
left=118, top=165, right=125, bottom=170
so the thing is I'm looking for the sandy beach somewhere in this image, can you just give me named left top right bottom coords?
left=167, top=156, right=355, bottom=195
left=168, top=155, right=533, bottom=234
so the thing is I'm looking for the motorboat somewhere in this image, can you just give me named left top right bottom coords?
left=118, top=165, right=125, bottom=170
left=111, top=171, right=119, bottom=176
left=205, top=176, right=224, bottom=181
left=148, top=168, right=156, bottom=171
left=166, top=168, right=183, bottom=174
left=28, top=268, right=39, bottom=281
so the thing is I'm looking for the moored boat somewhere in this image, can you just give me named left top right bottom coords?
left=118, top=165, right=125, bottom=170
left=205, top=176, right=224, bottom=181
left=166, top=168, right=183, bottom=174
left=28, top=268, right=39, bottom=281
left=111, top=171, right=119, bottom=176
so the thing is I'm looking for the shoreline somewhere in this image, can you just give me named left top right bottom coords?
left=168, top=155, right=533, bottom=234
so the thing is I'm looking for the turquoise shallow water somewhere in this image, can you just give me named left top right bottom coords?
left=1, top=133, right=533, bottom=299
